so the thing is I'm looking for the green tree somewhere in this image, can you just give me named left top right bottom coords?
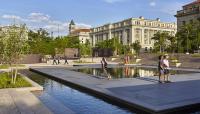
left=122, top=45, right=131, bottom=55
left=28, top=29, right=54, bottom=55
left=65, top=36, right=80, bottom=48
left=0, top=25, right=29, bottom=84
left=95, top=37, right=123, bottom=55
left=192, top=21, right=200, bottom=50
left=167, top=35, right=177, bottom=54
left=152, top=32, right=169, bottom=53
left=0, top=30, right=5, bottom=64
left=80, top=39, right=92, bottom=56
left=176, top=22, right=199, bottom=53
left=131, top=40, right=141, bottom=58
left=182, top=23, right=193, bottom=53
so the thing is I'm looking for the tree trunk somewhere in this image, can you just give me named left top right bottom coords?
left=14, top=65, right=18, bottom=84
left=11, top=66, right=14, bottom=83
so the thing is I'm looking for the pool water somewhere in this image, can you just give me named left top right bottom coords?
left=72, top=66, right=197, bottom=79
left=22, top=70, right=135, bottom=114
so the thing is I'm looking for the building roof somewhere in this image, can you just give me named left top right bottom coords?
left=69, top=20, right=75, bottom=25
left=71, top=29, right=90, bottom=33
left=184, top=0, right=200, bottom=7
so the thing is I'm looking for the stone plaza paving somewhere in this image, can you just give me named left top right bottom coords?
left=0, top=89, right=52, bottom=114
left=30, top=66, right=200, bottom=114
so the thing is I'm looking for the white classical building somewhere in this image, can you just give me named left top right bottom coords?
left=68, top=20, right=91, bottom=44
left=90, top=17, right=177, bottom=50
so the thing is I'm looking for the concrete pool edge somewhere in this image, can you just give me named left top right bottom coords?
left=29, top=67, right=154, bottom=114
left=29, top=67, right=200, bottom=114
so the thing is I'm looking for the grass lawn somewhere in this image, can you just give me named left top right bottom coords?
left=0, top=64, right=25, bottom=69
left=192, top=54, right=200, bottom=57
left=0, top=73, right=32, bottom=89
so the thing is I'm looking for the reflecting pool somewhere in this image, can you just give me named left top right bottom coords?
left=21, top=70, right=135, bottom=114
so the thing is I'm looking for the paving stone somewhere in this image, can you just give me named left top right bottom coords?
left=0, top=89, right=53, bottom=114
left=0, top=90, right=20, bottom=114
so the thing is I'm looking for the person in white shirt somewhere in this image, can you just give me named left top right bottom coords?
left=163, top=55, right=170, bottom=83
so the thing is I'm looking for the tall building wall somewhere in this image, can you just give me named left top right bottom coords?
left=90, top=17, right=177, bottom=49
left=175, top=0, right=200, bottom=30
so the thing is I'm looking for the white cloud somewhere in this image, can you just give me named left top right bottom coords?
left=103, top=0, right=127, bottom=3
left=2, top=14, right=22, bottom=20
left=150, top=1, right=156, bottom=7
left=28, top=12, right=50, bottom=22
left=1, top=12, right=91, bottom=36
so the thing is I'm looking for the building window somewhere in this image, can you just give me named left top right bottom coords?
left=136, top=21, right=140, bottom=25
left=190, top=19, right=193, bottom=24
left=144, top=39, right=148, bottom=44
left=144, top=29, right=148, bottom=33
left=126, top=29, right=130, bottom=44
left=150, top=47, right=152, bottom=52
left=145, top=47, right=148, bottom=52
left=182, top=21, right=186, bottom=25
left=149, top=38, right=151, bottom=44
left=144, top=22, right=147, bottom=26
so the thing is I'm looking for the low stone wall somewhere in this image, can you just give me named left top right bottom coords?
left=46, top=60, right=74, bottom=65
left=20, top=54, right=42, bottom=64
left=80, top=57, right=102, bottom=63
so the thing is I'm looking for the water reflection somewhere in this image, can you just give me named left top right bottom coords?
left=73, top=67, right=195, bottom=79
left=20, top=70, right=200, bottom=114
left=74, top=67, right=156, bottom=79
left=21, top=70, right=134, bottom=114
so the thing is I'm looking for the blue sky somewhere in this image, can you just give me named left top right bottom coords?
left=0, top=0, right=192, bottom=36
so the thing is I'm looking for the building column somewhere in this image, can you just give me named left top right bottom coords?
left=109, top=29, right=112, bottom=39
left=147, top=29, right=150, bottom=45
left=131, top=27, right=135, bottom=44
left=122, top=29, right=127, bottom=45
left=141, top=28, right=145, bottom=48
left=92, top=35, right=96, bottom=47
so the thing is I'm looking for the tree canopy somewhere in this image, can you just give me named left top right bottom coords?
left=131, top=40, right=141, bottom=57
left=0, top=25, right=29, bottom=84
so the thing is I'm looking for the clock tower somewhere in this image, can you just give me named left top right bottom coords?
left=69, top=20, right=75, bottom=34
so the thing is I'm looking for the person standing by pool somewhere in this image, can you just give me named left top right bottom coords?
left=163, top=55, right=170, bottom=83
left=53, top=56, right=58, bottom=65
left=158, top=55, right=164, bottom=83
left=101, top=57, right=108, bottom=68
left=57, top=56, right=61, bottom=64
left=64, top=56, right=69, bottom=65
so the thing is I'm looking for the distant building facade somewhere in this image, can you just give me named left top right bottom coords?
left=90, top=17, right=177, bottom=50
left=68, top=20, right=91, bottom=44
left=175, top=0, right=200, bottom=30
